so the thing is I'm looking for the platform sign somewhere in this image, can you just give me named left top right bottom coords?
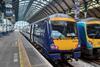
left=5, top=4, right=13, bottom=17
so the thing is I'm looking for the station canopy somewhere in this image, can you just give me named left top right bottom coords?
left=2, top=0, right=100, bottom=23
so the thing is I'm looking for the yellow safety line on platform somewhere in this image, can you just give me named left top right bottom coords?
left=18, top=34, right=32, bottom=67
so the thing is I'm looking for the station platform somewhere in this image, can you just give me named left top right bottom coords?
left=0, top=32, right=53, bottom=67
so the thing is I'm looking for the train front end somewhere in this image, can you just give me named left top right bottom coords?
left=86, top=20, right=100, bottom=58
left=77, top=18, right=100, bottom=59
left=48, top=16, right=80, bottom=60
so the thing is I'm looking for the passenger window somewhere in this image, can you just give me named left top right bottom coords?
left=34, top=24, right=41, bottom=36
left=34, top=23, right=45, bottom=36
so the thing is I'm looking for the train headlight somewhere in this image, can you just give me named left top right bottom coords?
left=89, top=41, right=93, bottom=45
left=88, top=41, right=93, bottom=48
left=78, top=44, right=81, bottom=48
left=50, top=44, right=58, bottom=50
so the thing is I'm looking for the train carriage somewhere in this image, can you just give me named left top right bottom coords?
left=77, top=18, right=100, bottom=59
left=30, top=13, right=80, bottom=61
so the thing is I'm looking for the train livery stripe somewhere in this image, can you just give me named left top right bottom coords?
left=87, top=21, right=100, bottom=24
left=50, top=17, right=75, bottom=22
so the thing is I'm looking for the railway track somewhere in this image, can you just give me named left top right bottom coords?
left=56, top=61, right=74, bottom=67
left=92, top=60, right=100, bottom=65
left=55, top=59, right=100, bottom=67
left=81, top=57, right=100, bottom=67
left=90, top=60, right=100, bottom=67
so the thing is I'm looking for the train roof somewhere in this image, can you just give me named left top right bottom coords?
left=49, top=13, right=75, bottom=22
left=32, top=13, right=75, bottom=24
left=81, top=17, right=100, bottom=21
left=49, top=13, right=71, bottom=18
left=81, top=17, right=100, bottom=24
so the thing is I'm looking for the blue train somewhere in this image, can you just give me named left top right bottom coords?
left=22, top=13, right=81, bottom=61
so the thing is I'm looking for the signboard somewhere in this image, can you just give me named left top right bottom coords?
left=5, top=4, right=13, bottom=17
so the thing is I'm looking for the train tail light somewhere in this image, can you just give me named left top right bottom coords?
left=50, top=44, right=58, bottom=50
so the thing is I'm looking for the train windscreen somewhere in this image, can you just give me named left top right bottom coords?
left=87, top=24, right=100, bottom=39
left=50, top=21, right=77, bottom=39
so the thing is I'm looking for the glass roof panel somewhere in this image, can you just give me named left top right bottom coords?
left=22, top=0, right=52, bottom=20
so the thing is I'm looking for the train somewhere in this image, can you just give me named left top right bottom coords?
left=77, top=18, right=100, bottom=59
left=0, top=19, right=14, bottom=36
left=22, top=13, right=81, bottom=61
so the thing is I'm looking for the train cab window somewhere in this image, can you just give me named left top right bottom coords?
left=50, top=21, right=77, bottom=39
left=87, top=24, right=100, bottom=39
left=51, top=30, right=65, bottom=39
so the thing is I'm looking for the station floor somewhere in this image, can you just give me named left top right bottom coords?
left=0, top=32, right=53, bottom=67
left=0, top=32, right=20, bottom=67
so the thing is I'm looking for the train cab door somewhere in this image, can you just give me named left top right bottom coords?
left=30, top=25, right=32, bottom=41
left=32, top=24, right=37, bottom=43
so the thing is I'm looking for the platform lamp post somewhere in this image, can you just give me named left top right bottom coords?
left=12, top=14, right=15, bottom=31
left=83, top=0, right=88, bottom=19
left=72, top=0, right=80, bottom=21
left=5, top=17, right=7, bottom=33
left=0, top=14, right=3, bottom=36
left=1, top=1, right=6, bottom=35
left=1, top=0, right=5, bottom=20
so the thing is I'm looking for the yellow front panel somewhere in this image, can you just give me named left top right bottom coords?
left=53, top=39, right=78, bottom=50
left=88, top=38, right=100, bottom=48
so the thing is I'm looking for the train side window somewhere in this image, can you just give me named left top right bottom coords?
left=34, top=24, right=41, bottom=36
left=34, top=24, right=38, bottom=30
left=34, top=23, right=46, bottom=36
